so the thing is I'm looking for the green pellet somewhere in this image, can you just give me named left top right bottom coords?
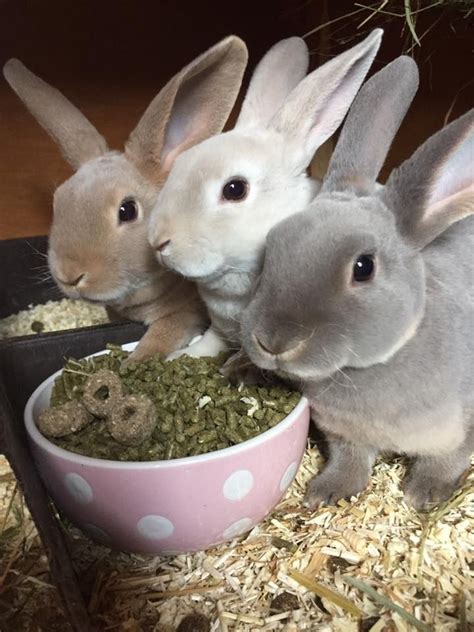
left=196, top=429, right=218, bottom=445
left=185, top=422, right=206, bottom=437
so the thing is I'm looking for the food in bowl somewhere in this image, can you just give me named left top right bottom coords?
left=38, top=345, right=301, bottom=462
left=24, top=342, right=310, bottom=554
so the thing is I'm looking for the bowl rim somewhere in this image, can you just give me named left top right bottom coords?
left=24, top=342, right=309, bottom=470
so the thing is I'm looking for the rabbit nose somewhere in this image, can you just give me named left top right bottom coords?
left=254, top=334, right=276, bottom=356
left=58, top=273, right=86, bottom=287
left=254, top=331, right=301, bottom=358
left=156, top=239, right=171, bottom=253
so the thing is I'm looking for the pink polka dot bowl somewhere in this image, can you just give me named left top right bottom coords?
left=24, top=343, right=310, bottom=555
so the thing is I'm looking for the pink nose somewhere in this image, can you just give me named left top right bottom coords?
left=57, top=273, right=85, bottom=287
left=156, top=239, right=171, bottom=252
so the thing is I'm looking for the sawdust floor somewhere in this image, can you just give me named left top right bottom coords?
left=0, top=447, right=472, bottom=632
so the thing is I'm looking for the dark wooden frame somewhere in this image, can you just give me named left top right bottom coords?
left=0, top=236, right=146, bottom=631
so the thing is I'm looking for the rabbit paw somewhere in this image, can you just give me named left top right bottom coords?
left=303, top=470, right=366, bottom=509
left=403, top=473, right=459, bottom=510
left=166, top=328, right=228, bottom=360
left=220, top=352, right=269, bottom=385
left=166, top=347, right=189, bottom=361
left=121, top=346, right=156, bottom=368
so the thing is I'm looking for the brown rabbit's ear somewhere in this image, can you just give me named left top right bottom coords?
left=384, top=109, right=474, bottom=248
left=3, top=59, right=108, bottom=169
left=125, top=35, right=248, bottom=179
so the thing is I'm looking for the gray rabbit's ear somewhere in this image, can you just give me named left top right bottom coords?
left=322, top=55, right=419, bottom=195
left=125, top=36, right=248, bottom=178
left=268, top=29, right=382, bottom=174
left=235, top=37, right=309, bottom=129
left=384, top=109, right=474, bottom=248
left=3, top=59, right=108, bottom=169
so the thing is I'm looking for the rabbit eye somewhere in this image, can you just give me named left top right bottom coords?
left=353, top=255, right=375, bottom=283
left=222, top=178, right=248, bottom=202
left=118, top=198, right=138, bottom=223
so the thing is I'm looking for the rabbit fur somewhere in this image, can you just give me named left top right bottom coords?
left=148, top=30, right=383, bottom=359
left=3, top=36, right=248, bottom=362
left=240, top=55, right=474, bottom=509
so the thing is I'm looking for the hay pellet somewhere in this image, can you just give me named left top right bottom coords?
left=159, top=420, right=173, bottom=433
left=82, top=369, right=123, bottom=417
left=269, top=592, right=299, bottom=613
left=50, top=352, right=300, bottom=460
left=196, top=429, right=218, bottom=445
left=106, top=394, right=156, bottom=446
left=185, top=422, right=206, bottom=437
left=38, top=400, right=93, bottom=438
left=177, top=613, right=210, bottom=632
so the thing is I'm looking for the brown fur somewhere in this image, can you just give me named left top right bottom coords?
left=3, top=37, right=248, bottom=361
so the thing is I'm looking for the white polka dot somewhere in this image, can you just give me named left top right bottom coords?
left=223, top=470, right=254, bottom=501
left=137, top=515, right=174, bottom=540
left=64, top=473, right=93, bottom=504
left=223, top=517, right=253, bottom=539
left=82, top=523, right=110, bottom=543
left=279, top=461, right=298, bottom=492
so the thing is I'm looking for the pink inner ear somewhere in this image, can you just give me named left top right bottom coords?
left=428, top=133, right=474, bottom=207
left=161, top=117, right=208, bottom=173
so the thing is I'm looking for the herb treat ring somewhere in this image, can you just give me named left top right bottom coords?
left=38, top=400, right=94, bottom=438
left=82, top=369, right=124, bottom=417
left=106, top=394, right=157, bottom=446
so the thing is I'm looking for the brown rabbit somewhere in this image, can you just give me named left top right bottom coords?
left=3, top=36, right=248, bottom=362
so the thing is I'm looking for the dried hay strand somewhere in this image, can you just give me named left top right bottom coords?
left=304, top=1, right=474, bottom=55
left=0, top=457, right=71, bottom=631
left=0, top=448, right=472, bottom=631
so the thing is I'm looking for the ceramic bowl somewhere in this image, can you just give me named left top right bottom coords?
left=24, top=343, right=309, bottom=554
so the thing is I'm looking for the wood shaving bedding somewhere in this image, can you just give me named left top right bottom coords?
left=0, top=299, right=108, bottom=339
left=1, top=448, right=472, bottom=631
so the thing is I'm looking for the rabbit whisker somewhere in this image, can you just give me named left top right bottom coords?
left=25, top=241, right=49, bottom=259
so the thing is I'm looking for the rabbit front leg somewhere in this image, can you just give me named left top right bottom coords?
left=125, top=310, right=206, bottom=365
left=403, top=428, right=473, bottom=509
left=166, top=325, right=229, bottom=360
left=304, top=433, right=377, bottom=508
left=105, top=305, right=127, bottom=323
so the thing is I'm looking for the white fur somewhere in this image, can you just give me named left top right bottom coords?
left=148, top=30, right=383, bottom=357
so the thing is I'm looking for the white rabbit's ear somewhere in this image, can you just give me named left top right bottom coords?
left=322, top=56, right=419, bottom=195
left=3, top=59, right=108, bottom=169
left=384, top=109, right=474, bottom=248
left=235, top=37, right=309, bottom=129
left=269, top=29, right=382, bottom=173
left=125, top=36, right=248, bottom=178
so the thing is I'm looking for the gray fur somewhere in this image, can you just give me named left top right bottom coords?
left=240, top=76, right=474, bottom=509
left=322, top=56, right=419, bottom=195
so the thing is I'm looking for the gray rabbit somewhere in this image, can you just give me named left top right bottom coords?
left=240, top=56, right=474, bottom=509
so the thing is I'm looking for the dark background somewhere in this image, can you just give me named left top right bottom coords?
left=0, top=0, right=472, bottom=238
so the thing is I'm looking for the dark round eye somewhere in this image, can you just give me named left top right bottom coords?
left=118, top=198, right=138, bottom=223
left=222, top=178, right=248, bottom=202
left=353, top=255, right=375, bottom=283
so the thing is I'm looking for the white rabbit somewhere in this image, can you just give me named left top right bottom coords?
left=3, top=37, right=248, bottom=362
left=239, top=55, right=474, bottom=509
left=148, top=30, right=383, bottom=359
